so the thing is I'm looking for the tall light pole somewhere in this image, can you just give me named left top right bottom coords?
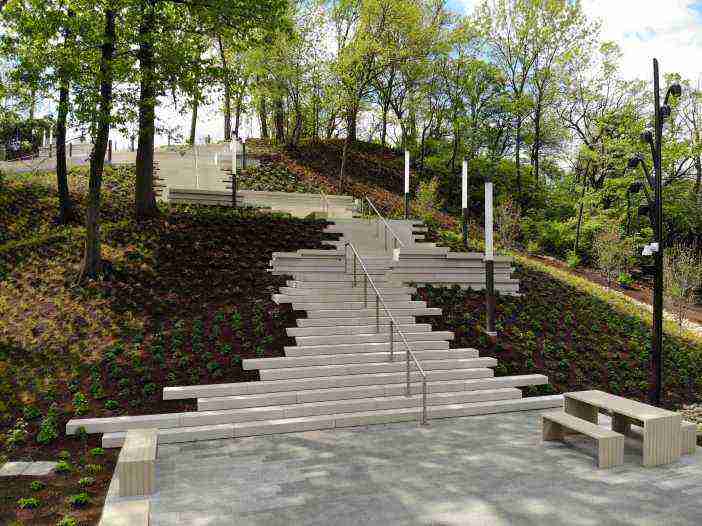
left=484, top=174, right=496, bottom=338
left=625, top=58, right=681, bottom=406
left=462, top=159, right=469, bottom=249
left=404, top=150, right=410, bottom=219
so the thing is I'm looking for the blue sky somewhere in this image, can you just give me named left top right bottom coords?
left=447, top=0, right=702, bottom=84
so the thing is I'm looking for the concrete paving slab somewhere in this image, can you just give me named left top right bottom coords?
left=21, top=461, right=58, bottom=476
left=0, top=461, right=29, bottom=476
left=135, top=410, right=702, bottom=525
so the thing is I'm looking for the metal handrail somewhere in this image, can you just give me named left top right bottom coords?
left=362, top=197, right=405, bottom=252
left=344, top=241, right=428, bottom=426
left=320, top=189, right=330, bottom=215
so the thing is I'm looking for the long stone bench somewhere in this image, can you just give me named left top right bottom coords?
left=542, top=411, right=625, bottom=469
left=116, top=429, right=158, bottom=497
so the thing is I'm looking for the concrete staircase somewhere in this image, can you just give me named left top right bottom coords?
left=66, top=214, right=561, bottom=448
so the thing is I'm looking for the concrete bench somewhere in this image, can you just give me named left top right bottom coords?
left=542, top=411, right=624, bottom=469
left=116, top=429, right=158, bottom=497
left=682, top=420, right=698, bottom=455
left=100, top=500, right=150, bottom=526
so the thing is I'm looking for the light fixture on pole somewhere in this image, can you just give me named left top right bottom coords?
left=624, top=58, right=681, bottom=406
left=404, top=150, right=410, bottom=219
left=484, top=174, right=497, bottom=338
left=462, top=159, right=469, bottom=249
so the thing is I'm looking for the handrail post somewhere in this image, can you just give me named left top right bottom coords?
left=364, top=275, right=368, bottom=308
left=406, top=347, right=411, bottom=396
left=421, top=378, right=427, bottom=426
left=344, top=244, right=348, bottom=274
left=384, top=226, right=388, bottom=252
left=353, top=254, right=357, bottom=287
left=376, top=294, right=380, bottom=333
left=389, top=320, right=394, bottom=362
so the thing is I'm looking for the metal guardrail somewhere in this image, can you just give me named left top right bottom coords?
left=361, top=197, right=405, bottom=252
left=320, top=189, right=330, bottom=215
left=344, top=241, right=428, bottom=426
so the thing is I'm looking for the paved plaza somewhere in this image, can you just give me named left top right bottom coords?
left=105, top=410, right=702, bottom=525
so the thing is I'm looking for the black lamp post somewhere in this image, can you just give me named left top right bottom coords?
left=625, top=58, right=681, bottom=407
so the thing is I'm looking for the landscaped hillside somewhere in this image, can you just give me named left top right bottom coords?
left=0, top=166, right=332, bottom=523
left=242, top=139, right=459, bottom=230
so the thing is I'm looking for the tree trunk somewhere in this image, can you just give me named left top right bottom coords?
left=274, top=97, right=285, bottom=144
left=189, top=96, right=198, bottom=144
left=325, top=110, right=336, bottom=140
left=533, top=104, right=542, bottom=183
left=55, top=14, right=76, bottom=225
left=29, top=88, right=36, bottom=120
left=574, top=176, right=588, bottom=254
left=449, top=122, right=460, bottom=174
left=135, top=0, right=159, bottom=220
left=346, top=104, right=357, bottom=143
left=694, top=128, right=701, bottom=198
left=258, top=93, right=269, bottom=139
left=234, top=81, right=246, bottom=138
left=80, top=8, right=115, bottom=282
left=218, top=35, right=232, bottom=142
left=380, top=100, right=390, bottom=148
left=339, top=135, right=350, bottom=193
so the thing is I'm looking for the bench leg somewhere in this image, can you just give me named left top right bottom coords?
left=643, top=416, right=681, bottom=467
left=598, top=436, right=624, bottom=469
left=612, top=414, right=632, bottom=435
left=565, top=398, right=598, bottom=424
left=543, top=418, right=564, bottom=441
left=682, top=425, right=697, bottom=456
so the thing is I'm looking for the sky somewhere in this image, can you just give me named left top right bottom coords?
left=70, top=0, right=702, bottom=148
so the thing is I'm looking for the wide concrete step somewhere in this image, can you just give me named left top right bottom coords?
left=181, top=388, right=524, bottom=428
left=258, top=357, right=496, bottom=381
left=287, top=323, right=432, bottom=337
left=279, top=286, right=416, bottom=296
left=81, top=388, right=521, bottom=436
left=244, top=349, right=477, bottom=370
left=276, top=293, right=412, bottom=305
left=101, top=395, right=564, bottom=447
left=283, top=273, right=392, bottom=283
left=284, top=339, right=450, bottom=356
left=163, top=367, right=496, bottom=400
left=292, top=300, right=425, bottom=311
left=297, top=316, right=417, bottom=327
left=293, top=330, right=454, bottom=346
left=197, top=373, right=547, bottom=411
left=306, top=307, right=441, bottom=318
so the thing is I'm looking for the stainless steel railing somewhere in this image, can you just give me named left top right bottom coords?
left=360, top=197, right=405, bottom=252
left=344, top=241, right=428, bottom=426
left=320, top=189, right=330, bottom=215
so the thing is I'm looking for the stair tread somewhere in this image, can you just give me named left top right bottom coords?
left=100, top=395, right=564, bottom=446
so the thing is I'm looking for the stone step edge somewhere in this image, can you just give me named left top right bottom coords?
left=163, top=372, right=545, bottom=402
left=196, top=374, right=548, bottom=410
left=286, top=324, right=432, bottom=336
left=243, top=348, right=475, bottom=370
left=101, top=395, right=564, bottom=447
left=73, top=388, right=523, bottom=436
left=257, top=358, right=497, bottom=381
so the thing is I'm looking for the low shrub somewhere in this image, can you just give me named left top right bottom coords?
left=66, top=492, right=90, bottom=508
left=17, top=497, right=40, bottom=509
left=29, top=480, right=45, bottom=491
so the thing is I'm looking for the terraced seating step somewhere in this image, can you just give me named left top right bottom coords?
left=196, top=374, right=549, bottom=411
left=283, top=339, right=451, bottom=356
left=286, top=323, right=432, bottom=337
left=291, top=330, right=454, bottom=346
left=101, top=395, right=564, bottom=447
left=258, top=357, right=497, bottom=381
left=163, top=367, right=497, bottom=400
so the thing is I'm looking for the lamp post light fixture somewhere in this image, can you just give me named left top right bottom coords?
left=404, top=150, right=410, bottom=219
left=484, top=174, right=497, bottom=338
left=462, top=159, right=469, bottom=249
left=625, top=58, right=681, bottom=407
